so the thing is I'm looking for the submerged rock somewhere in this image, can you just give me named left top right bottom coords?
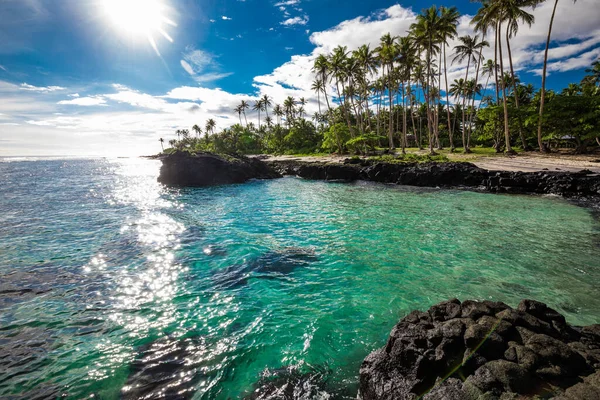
left=211, top=247, right=317, bottom=289
left=157, top=151, right=281, bottom=186
left=122, top=336, right=205, bottom=400
left=244, top=365, right=332, bottom=400
left=359, top=299, right=600, bottom=399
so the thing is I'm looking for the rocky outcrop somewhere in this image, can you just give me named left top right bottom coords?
left=269, top=160, right=600, bottom=197
left=158, top=151, right=280, bottom=186
left=359, top=299, right=600, bottom=399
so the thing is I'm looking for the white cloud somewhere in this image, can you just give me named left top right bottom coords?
left=274, top=0, right=300, bottom=6
left=20, top=83, right=65, bottom=92
left=180, top=47, right=232, bottom=83
left=281, top=15, right=308, bottom=26
left=222, top=16, right=232, bottom=20
left=0, top=65, right=7, bottom=71
left=58, top=96, right=107, bottom=106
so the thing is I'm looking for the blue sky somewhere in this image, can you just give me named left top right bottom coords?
left=0, top=0, right=599, bottom=156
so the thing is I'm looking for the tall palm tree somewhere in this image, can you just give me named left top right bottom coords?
left=261, top=94, right=272, bottom=120
left=376, top=33, right=398, bottom=149
left=205, top=119, right=216, bottom=142
left=453, top=35, right=487, bottom=153
left=239, top=100, right=250, bottom=127
left=311, top=77, right=324, bottom=114
left=159, top=137, right=164, bottom=151
left=234, top=105, right=243, bottom=126
left=505, top=0, right=535, bottom=150
left=473, top=1, right=514, bottom=154
left=192, top=124, right=202, bottom=139
left=312, top=54, right=332, bottom=113
left=273, top=104, right=284, bottom=126
left=537, top=0, right=577, bottom=153
left=283, top=96, right=296, bottom=128
left=410, top=6, right=443, bottom=154
left=439, top=6, right=460, bottom=150
left=330, top=45, right=353, bottom=133
left=253, top=99, right=263, bottom=130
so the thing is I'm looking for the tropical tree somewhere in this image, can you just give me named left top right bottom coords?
left=273, top=104, right=284, bottom=126
left=376, top=33, right=398, bottom=149
left=192, top=124, right=202, bottom=139
left=159, top=137, right=164, bottom=151
left=253, top=99, right=263, bottom=130
left=439, top=6, right=460, bottom=150
left=205, top=119, right=216, bottom=142
left=262, top=94, right=272, bottom=120
left=504, top=0, right=536, bottom=150
left=410, top=6, right=443, bottom=154
left=453, top=35, right=487, bottom=152
left=312, top=54, right=332, bottom=113
left=537, top=0, right=578, bottom=153
left=240, top=100, right=250, bottom=127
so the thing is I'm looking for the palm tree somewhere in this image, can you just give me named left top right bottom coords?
left=376, top=33, right=398, bottom=149
left=234, top=105, right=243, bottom=125
left=283, top=96, right=296, bottom=128
left=159, top=137, right=164, bottom=151
left=537, top=0, right=578, bottom=153
left=273, top=104, right=284, bottom=126
left=253, top=99, right=263, bottom=130
left=312, top=54, right=332, bottom=113
left=505, top=0, right=535, bottom=150
left=192, top=124, right=202, bottom=139
left=261, top=94, right=272, bottom=120
left=311, top=78, right=324, bottom=114
left=410, top=6, right=443, bottom=154
left=330, top=45, right=353, bottom=133
left=585, top=60, right=600, bottom=86
left=453, top=35, right=486, bottom=153
left=205, top=119, right=216, bottom=142
left=473, top=1, right=514, bottom=155
left=240, top=100, right=250, bottom=127
left=439, top=6, right=460, bottom=150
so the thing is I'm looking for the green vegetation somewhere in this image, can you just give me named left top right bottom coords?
left=163, top=3, right=600, bottom=157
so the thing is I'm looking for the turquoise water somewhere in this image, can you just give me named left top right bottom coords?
left=0, top=158, right=599, bottom=399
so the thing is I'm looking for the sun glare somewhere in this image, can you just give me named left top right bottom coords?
left=102, top=0, right=175, bottom=54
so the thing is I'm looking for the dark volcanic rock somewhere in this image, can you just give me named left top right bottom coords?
left=158, top=151, right=280, bottom=186
left=269, top=160, right=600, bottom=197
left=359, top=299, right=600, bottom=399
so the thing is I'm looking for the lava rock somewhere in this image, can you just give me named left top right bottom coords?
left=158, top=151, right=280, bottom=186
left=359, top=299, right=600, bottom=399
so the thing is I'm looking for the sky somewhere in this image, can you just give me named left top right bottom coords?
left=0, top=0, right=599, bottom=157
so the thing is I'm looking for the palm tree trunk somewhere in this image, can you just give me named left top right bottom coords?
left=537, top=0, right=559, bottom=153
left=402, top=81, right=407, bottom=154
left=462, top=60, right=471, bottom=153
left=388, top=66, right=395, bottom=149
left=467, top=48, right=484, bottom=150
left=426, top=45, right=435, bottom=155
left=506, top=27, right=528, bottom=151
left=493, top=22, right=502, bottom=153
left=443, top=43, right=454, bottom=151
left=497, top=21, right=515, bottom=155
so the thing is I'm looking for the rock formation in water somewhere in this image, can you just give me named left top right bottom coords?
left=157, top=152, right=600, bottom=197
left=157, top=151, right=281, bottom=186
left=359, top=299, right=600, bottom=399
left=268, top=159, right=600, bottom=198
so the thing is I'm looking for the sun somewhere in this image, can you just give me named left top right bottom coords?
left=102, top=0, right=175, bottom=54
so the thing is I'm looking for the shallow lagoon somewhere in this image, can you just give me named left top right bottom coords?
left=1, top=158, right=599, bottom=399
